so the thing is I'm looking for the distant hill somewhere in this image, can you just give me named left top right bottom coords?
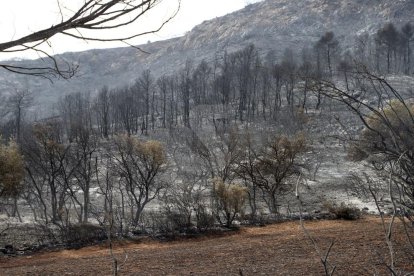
left=1, top=0, right=413, bottom=117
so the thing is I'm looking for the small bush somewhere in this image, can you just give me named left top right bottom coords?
left=195, top=206, right=215, bottom=231
left=62, top=223, right=107, bottom=247
left=163, top=210, right=193, bottom=233
left=214, top=180, right=248, bottom=228
left=347, top=144, right=369, bottom=162
left=324, top=202, right=362, bottom=220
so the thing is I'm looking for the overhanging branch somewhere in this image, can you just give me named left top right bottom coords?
left=0, top=0, right=181, bottom=79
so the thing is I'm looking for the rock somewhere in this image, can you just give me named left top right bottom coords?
left=4, top=244, right=16, bottom=255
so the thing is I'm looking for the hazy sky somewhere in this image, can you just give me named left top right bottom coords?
left=0, top=0, right=262, bottom=60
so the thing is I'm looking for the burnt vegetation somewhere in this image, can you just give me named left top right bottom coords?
left=1, top=19, right=414, bottom=275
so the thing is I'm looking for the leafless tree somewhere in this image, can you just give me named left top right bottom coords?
left=376, top=23, right=400, bottom=74
left=315, top=31, right=340, bottom=78
left=22, top=122, right=71, bottom=224
left=59, top=92, right=93, bottom=143
left=69, top=128, right=99, bottom=223
left=112, top=86, right=141, bottom=136
left=401, top=23, right=414, bottom=74
left=192, top=59, right=212, bottom=106
left=215, top=51, right=235, bottom=109
left=234, top=44, right=257, bottom=121
left=137, top=69, right=154, bottom=134
left=281, top=48, right=297, bottom=109
left=271, top=62, right=284, bottom=116
left=298, top=47, right=315, bottom=111
left=168, top=75, right=179, bottom=128
left=180, top=60, right=193, bottom=128
left=162, top=144, right=210, bottom=231
left=4, top=89, right=33, bottom=143
left=157, top=75, right=169, bottom=128
left=95, top=86, right=112, bottom=138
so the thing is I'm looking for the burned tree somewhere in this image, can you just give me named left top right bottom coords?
left=257, top=133, right=306, bottom=213
left=110, top=135, right=166, bottom=226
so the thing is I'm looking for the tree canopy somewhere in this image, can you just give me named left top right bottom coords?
left=0, top=139, right=24, bottom=198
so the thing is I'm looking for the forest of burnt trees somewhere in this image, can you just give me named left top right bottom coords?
left=1, top=23, right=412, bottom=139
left=0, top=21, right=414, bottom=250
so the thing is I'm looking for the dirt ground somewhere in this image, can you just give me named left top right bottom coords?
left=0, top=217, right=413, bottom=276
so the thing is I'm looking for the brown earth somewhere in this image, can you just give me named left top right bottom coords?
left=0, top=217, right=413, bottom=275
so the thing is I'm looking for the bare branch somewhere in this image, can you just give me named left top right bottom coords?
left=0, top=0, right=181, bottom=79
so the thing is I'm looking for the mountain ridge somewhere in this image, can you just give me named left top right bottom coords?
left=0, top=0, right=413, bottom=117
